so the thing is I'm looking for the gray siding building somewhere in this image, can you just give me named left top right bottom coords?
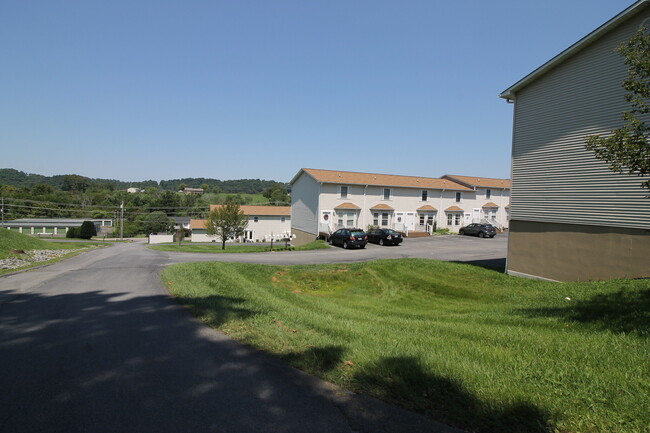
left=500, top=0, right=650, bottom=281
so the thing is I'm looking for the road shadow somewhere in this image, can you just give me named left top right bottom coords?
left=517, top=287, right=650, bottom=336
left=352, top=356, right=552, bottom=433
left=281, top=345, right=346, bottom=373
left=0, top=288, right=354, bottom=433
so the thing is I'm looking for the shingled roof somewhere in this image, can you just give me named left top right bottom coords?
left=293, top=168, right=472, bottom=191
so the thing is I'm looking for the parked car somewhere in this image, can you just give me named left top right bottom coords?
left=458, top=223, right=496, bottom=238
left=328, top=228, right=368, bottom=249
left=367, top=228, right=403, bottom=246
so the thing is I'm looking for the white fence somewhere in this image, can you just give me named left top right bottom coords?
left=148, top=234, right=174, bottom=244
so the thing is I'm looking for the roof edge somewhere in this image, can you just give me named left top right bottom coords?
left=499, top=0, right=649, bottom=100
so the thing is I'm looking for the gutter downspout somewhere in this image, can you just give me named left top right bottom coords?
left=363, top=185, right=368, bottom=230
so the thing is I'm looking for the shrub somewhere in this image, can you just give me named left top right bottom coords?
left=66, top=227, right=80, bottom=238
left=435, top=228, right=451, bottom=235
left=79, top=221, right=97, bottom=239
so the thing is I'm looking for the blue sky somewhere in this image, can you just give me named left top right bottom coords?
left=0, top=0, right=634, bottom=183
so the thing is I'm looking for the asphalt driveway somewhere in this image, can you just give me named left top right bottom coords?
left=0, top=235, right=500, bottom=432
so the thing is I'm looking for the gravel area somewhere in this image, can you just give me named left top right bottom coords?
left=0, top=249, right=76, bottom=270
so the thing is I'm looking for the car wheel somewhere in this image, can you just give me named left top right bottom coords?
left=459, top=230, right=465, bottom=236
left=479, top=232, right=485, bottom=238
left=379, top=239, right=384, bottom=246
left=327, top=237, right=332, bottom=244
left=343, top=241, right=349, bottom=249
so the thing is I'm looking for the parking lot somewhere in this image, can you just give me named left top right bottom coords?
left=165, top=233, right=508, bottom=270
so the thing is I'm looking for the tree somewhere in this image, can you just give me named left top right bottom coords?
left=79, top=221, right=97, bottom=239
left=136, top=211, right=171, bottom=234
left=204, top=202, right=248, bottom=250
left=61, top=174, right=90, bottom=192
left=585, top=25, right=650, bottom=193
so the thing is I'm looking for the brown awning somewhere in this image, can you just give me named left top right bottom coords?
left=370, top=203, right=394, bottom=210
left=417, top=205, right=437, bottom=211
left=445, top=206, right=463, bottom=212
left=482, top=202, right=499, bottom=208
left=334, top=202, right=361, bottom=210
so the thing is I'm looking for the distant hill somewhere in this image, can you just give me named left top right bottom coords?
left=0, top=168, right=288, bottom=194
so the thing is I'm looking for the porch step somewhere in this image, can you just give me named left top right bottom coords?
left=405, top=231, right=430, bottom=238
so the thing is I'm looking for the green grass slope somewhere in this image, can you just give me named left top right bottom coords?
left=163, top=259, right=650, bottom=433
left=0, top=229, right=94, bottom=259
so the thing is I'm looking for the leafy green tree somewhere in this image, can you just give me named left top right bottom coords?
left=32, top=183, right=54, bottom=195
left=61, top=174, right=91, bottom=192
left=585, top=25, right=650, bottom=193
left=204, top=202, right=248, bottom=250
left=137, top=211, right=171, bottom=234
left=200, top=183, right=210, bottom=193
left=79, top=221, right=97, bottom=239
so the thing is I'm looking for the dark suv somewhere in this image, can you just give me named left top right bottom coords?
left=458, top=223, right=496, bottom=238
left=328, top=228, right=368, bottom=249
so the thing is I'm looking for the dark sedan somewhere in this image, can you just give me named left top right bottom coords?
left=328, top=228, right=368, bottom=249
left=458, top=223, right=496, bottom=238
left=367, top=228, right=403, bottom=246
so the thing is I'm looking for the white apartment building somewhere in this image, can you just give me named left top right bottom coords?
left=290, top=168, right=510, bottom=245
left=191, top=205, right=291, bottom=243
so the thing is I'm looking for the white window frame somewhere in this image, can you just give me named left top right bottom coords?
left=253, top=216, right=259, bottom=223
left=421, top=190, right=428, bottom=201
left=486, top=189, right=491, bottom=199
left=455, top=192, right=461, bottom=202
left=383, top=188, right=391, bottom=200
left=373, top=212, right=379, bottom=225
left=339, top=185, right=349, bottom=199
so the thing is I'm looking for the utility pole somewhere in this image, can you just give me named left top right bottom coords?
left=120, top=202, right=124, bottom=240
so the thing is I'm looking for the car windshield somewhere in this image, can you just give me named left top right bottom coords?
left=350, top=231, right=365, bottom=236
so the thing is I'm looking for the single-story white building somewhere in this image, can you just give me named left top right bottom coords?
left=191, top=205, right=291, bottom=243
left=3, top=218, right=113, bottom=236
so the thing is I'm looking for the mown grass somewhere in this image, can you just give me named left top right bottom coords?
left=162, top=259, right=650, bottom=433
left=150, top=240, right=329, bottom=253
left=0, top=230, right=104, bottom=274
left=0, top=229, right=102, bottom=258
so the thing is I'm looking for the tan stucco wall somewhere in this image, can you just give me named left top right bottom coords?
left=292, top=228, right=318, bottom=246
left=507, top=220, right=650, bottom=281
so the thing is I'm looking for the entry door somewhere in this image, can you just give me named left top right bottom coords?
left=321, top=210, right=332, bottom=231
left=405, top=212, right=415, bottom=230
left=473, top=208, right=480, bottom=223
left=394, top=212, right=404, bottom=230
left=464, top=213, right=472, bottom=225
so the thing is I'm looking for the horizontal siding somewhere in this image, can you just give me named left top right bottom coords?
left=290, top=172, right=320, bottom=235
left=511, top=10, right=650, bottom=229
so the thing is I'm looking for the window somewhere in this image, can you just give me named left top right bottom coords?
left=383, top=188, right=391, bottom=200
left=253, top=216, right=259, bottom=223
left=447, top=214, right=453, bottom=225
left=419, top=214, right=425, bottom=225
left=381, top=212, right=389, bottom=226
left=486, top=189, right=491, bottom=199
left=346, top=212, right=355, bottom=227
left=281, top=217, right=286, bottom=222
left=373, top=212, right=379, bottom=225
left=426, top=214, right=434, bottom=225
left=454, top=214, right=461, bottom=225
left=421, top=190, right=428, bottom=201
left=455, top=192, right=461, bottom=202
left=340, top=185, right=348, bottom=199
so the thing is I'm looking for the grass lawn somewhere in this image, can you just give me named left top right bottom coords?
left=0, top=230, right=104, bottom=274
left=150, top=240, right=329, bottom=253
left=162, top=259, right=649, bottom=433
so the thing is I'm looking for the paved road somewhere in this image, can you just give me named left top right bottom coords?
left=0, top=236, right=503, bottom=432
